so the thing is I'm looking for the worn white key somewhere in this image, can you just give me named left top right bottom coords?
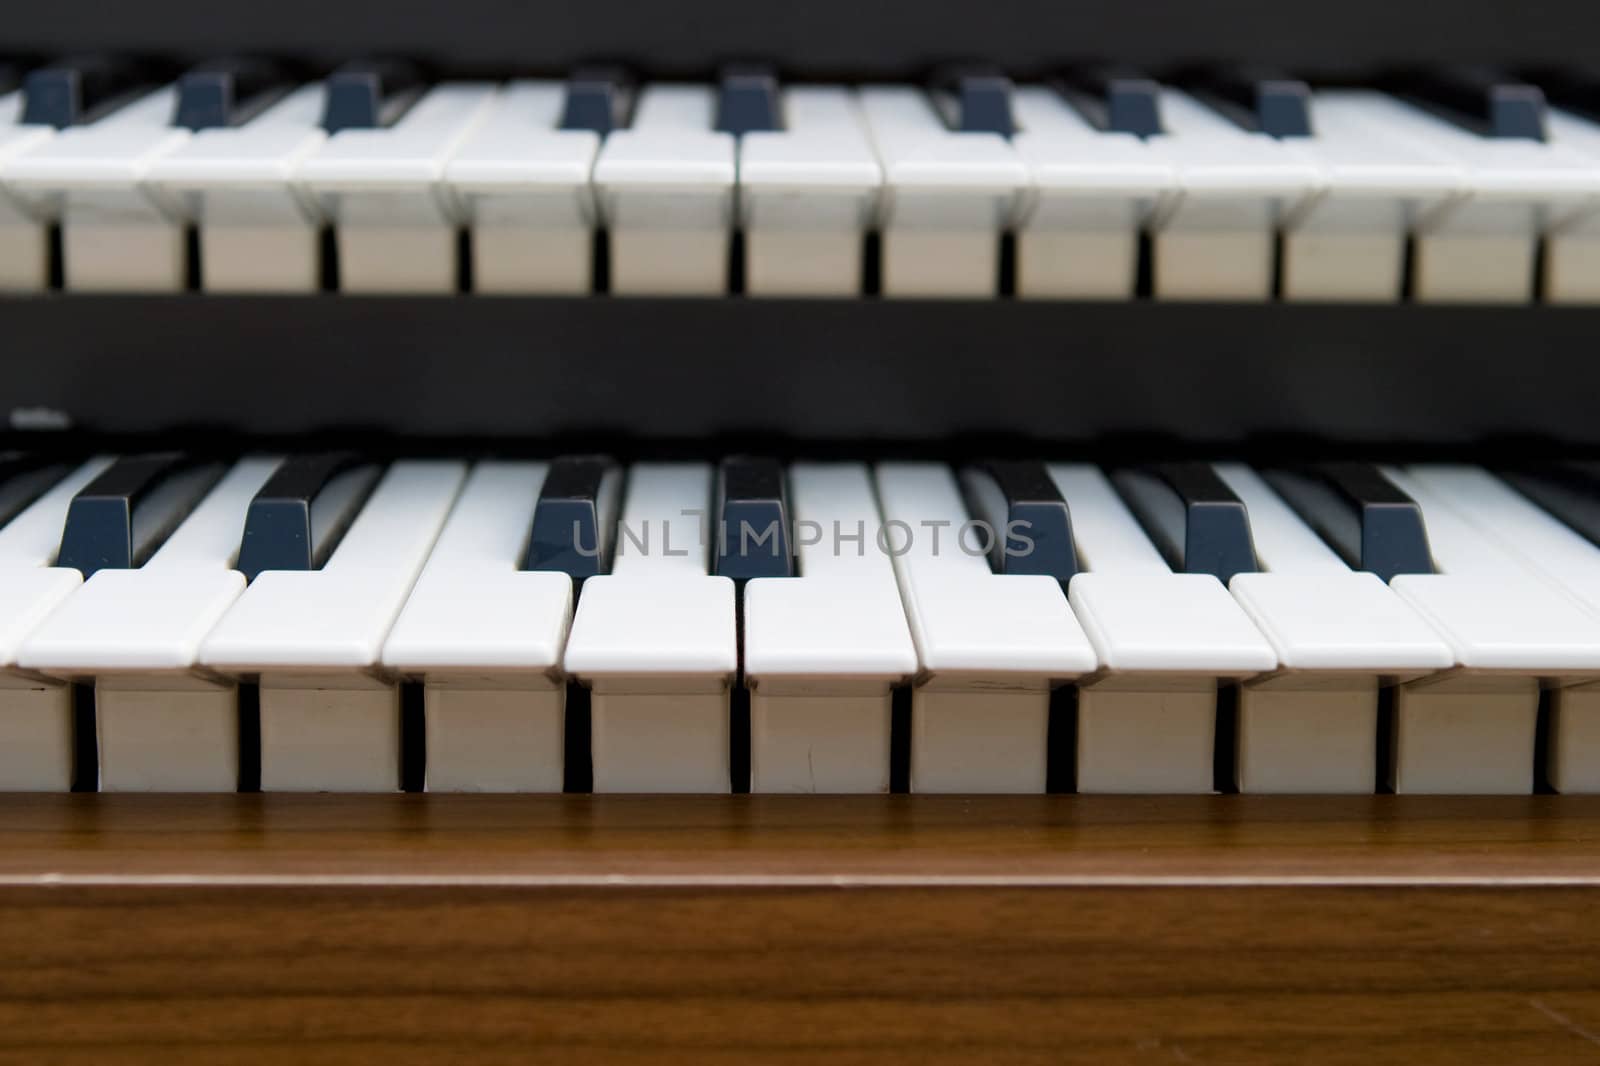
left=875, top=463, right=1093, bottom=792
left=0, top=458, right=115, bottom=790
left=4, top=87, right=190, bottom=291
left=858, top=87, right=1027, bottom=297
left=1048, top=464, right=1277, bottom=792
left=1216, top=464, right=1454, bottom=792
left=200, top=461, right=466, bottom=791
left=564, top=463, right=735, bottom=792
left=19, top=458, right=279, bottom=791
left=146, top=84, right=327, bottom=292
left=0, top=89, right=58, bottom=290
left=382, top=461, right=574, bottom=792
left=299, top=83, right=497, bottom=293
left=737, top=88, right=881, bottom=296
left=1012, top=87, right=1172, bottom=298
left=744, top=463, right=915, bottom=793
left=444, top=81, right=600, bottom=294
left=591, top=85, right=735, bottom=295
left=1382, top=465, right=1600, bottom=793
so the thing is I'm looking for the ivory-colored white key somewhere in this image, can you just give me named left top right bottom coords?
left=1543, top=107, right=1600, bottom=304
left=382, top=461, right=574, bottom=792
left=0, top=88, right=58, bottom=290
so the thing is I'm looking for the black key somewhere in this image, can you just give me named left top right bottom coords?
left=558, top=66, right=634, bottom=134
left=235, top=453, right=383, bottom=582
left=716, top=63, right=782, bottom=135
left=0, top=454, right=73, bottom=529
left=56, top=454, right=226, bottom=577
left=321, top=59, right=424, bottom=133
left=174, top=56, right=292, bottom=131
left=1500, top=463, right=1600, bottom=550
left=1262, top=463, right=1435, bottom=582
left=959, top=460, right=1078, bottom=581
left=1398, top=68, right=1547, bottom=140
left=1112, top=463, right=1258, bottom=582
left=715, top=457, right=793, bottom=580
left=521, top=456, right=622, bottom=579
left=932, top=66, right=1016, bottom=137
left=1190, top=69, right=1313, bottom=138
left=1056, top=66, right=1164, bottom=137
left=22, top=56, right=147, bottom=129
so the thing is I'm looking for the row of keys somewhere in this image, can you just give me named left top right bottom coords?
left=3, top=450, right=1600, bottom=794
left=6, top=61, right=1600, bottom=300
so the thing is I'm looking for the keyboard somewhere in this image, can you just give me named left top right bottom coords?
left=2, top=449, right=1598, bottom=796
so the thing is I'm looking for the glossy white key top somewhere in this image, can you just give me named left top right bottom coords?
left=0, top=89, right=58, bottom=290
left=737, top=87, right=881, bottom=296
left=744, top=463, right=915, bottom=793
left=1012, top=86, right=1172, bottom=298
left=875, top=462, right=1094, bottom=793
left=19, top=458, right=279, bottom=791
left=1148, top=91, right=1319, bottom=300
left=299, top=83, right=497, bottom=293
left=4, top=87, right=190, bottom=291
left=444, top=81, right=600, bottom=294
left=146, top=84, right=327, bottom=292
left=858, top=87, right=1027, bottom=297
left=591, top=85, right=735, bottom=295
left=564, top=463, right=737, bottom=792
left=1217, top=464, right=1454, bottom=792
left=382, top=461, right=574, bottom=792
left=200, top=461, right=466, bottom=791
left=0, top=458, right=115, bottom=790
left=1383, top=465, right=1600, bottom=793
left=1049, top=464, right=1277, bottom=793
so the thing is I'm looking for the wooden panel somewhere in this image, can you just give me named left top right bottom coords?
left=0, top=795, right=1598, bottom=1063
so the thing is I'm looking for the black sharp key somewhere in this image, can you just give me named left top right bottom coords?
left=321, top=59, right=424, bottom=133
left=22, top=56, right=147, bottom=129
left=1112, top=463, right=1259, bottom=582
left=0, top=454, right=74, bottom=529
left=932, top=65, right=1016, bottom=137
left=521, top=456, right=622, bottom=579
left=716, top=63, right=782, bottom=135
left=1262, top=463, right=1436, bottom=582
left=1398, top=68, right=1547, bottom=141
left=235, top=453, right=383, bottom=582
left=715, top=457, right=793, bottom=580
left=558, top=66, right=634, bottom=134
left=174, top=57, right=292, bottom=131
left=1500, top=463, right=1600, bottom=550
left=1055, top=66, right=1164, bottom=137
left=56, top=454, right=226, bottom=577
left=959, top=461, right=1079, bottom=581
left=1190, top=69, right=1313, bottom=138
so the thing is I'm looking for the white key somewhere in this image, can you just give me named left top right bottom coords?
left=1401, top=465, right=1600, bottom=792
left=0, top=89, right=58, bottom=290
left=18, top=458, right=279, bottom=791
left=1321, top=91, right=1600, bottom=303
left=737, top=88, right=881, bottom=296
left=1542, top=108, right=1600, bottom=304
left=1147, top=91, right=1318, bottom=300
left=1383, top=465, right=1600, bottom=793
left=875, top=463, right=1094, bottom=793
left=591, top=85, right=735, bottom=295
left=564, top=463, right=736, bottom=792
left=743, top=464, right=915, bottom=793
left=145, top=84, right=327, bottom=292
left=858, top=87, right=1027, bottom=297
left=1216, top=464, right=1454, bottom=792
left=4, top=87, right=190, bottom=291
left=298, top=83, right=497, bottom=293
left=1011, top=87, right=1172, bottom=298
left=0, top=458, right=115, bottom=790
left=444, top=81, right=600, bottom=294
left=1279, top=95, right=1463, bottom=301
left=1048, top=464, right=1277, bottom=792
left=200, top=461, right=466, bottom=791
left=382, top=462, right=574, bottom=792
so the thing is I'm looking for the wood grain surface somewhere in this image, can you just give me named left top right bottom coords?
left=1, top=794, right=1598, bottom=1064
